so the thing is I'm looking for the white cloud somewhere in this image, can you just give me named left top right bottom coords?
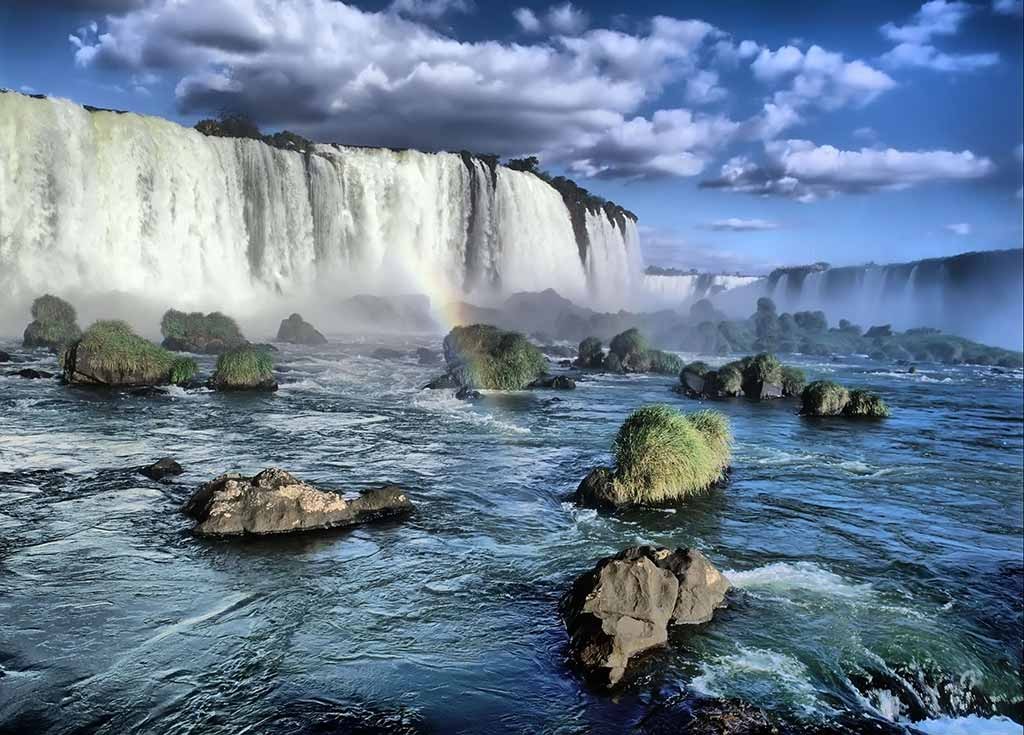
left=513, top=7, right=541, bottom=33
left=880, top=1, right=998, bottom=72
left=702, top=139, right=995, bottom=201
left=638, top=225, right=777, bottom=274
left=547, top=2, right=588, bottom=35
left=853, top=126, right=878, bottom=141
left=388, top=0, right=473, bottom=19
left=880, top=42, right=998, bottom=72
left=701, top=218, right=781, bottom=232
left=750, top=44, right=896, bottom=119
left=945, top=222, right=971, bottom=235
left=882, top=0, right=972, bottom=44
left=993, top=0, right=1023, bottom=15
left=19, top=85, right=37, bottom=93
left=67, top=0, right=739, bottom=179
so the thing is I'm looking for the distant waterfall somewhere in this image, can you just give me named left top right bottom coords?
left=757, top=251, right=1024, bottom=348
left=640, top=273, right=761, bottom=310
left=0, top=92, right=641, bottom=321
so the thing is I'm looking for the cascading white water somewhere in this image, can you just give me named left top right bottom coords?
left=639, top=273, right=761, bottom=311
left=0, top=93, right=639, bottom=328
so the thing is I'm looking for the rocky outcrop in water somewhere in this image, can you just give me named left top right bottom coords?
left=0, top=350, right=10, bottom=363
left=62, top=321, right=196, bottom=388
left=437, top=324, right=547, bottom=390
left=140, top=458, right=183, bottom=481
left=801, top=381, right=890, bottom=418
left=210, top=346, right=278, bottom=391
left=182, top=468, right=413, bottom=536
left=276, top=313, right=327, bottom=345
left=562, top=546, right=730, bottom=687
left=11, top=368, right=54, bottom=379
left=22, top=294, right=82, bottom=352
left=161, top=309, right=247, bottom=354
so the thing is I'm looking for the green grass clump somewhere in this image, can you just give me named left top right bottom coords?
left=161, top=309, right=245, bottom=349
left=710, top=364, right=743, bottom=396
left=780, top=366, right=807, bottom=397
left=169, top=357, right=198, bottom=385
left=31, top=294, right=77, bottom=324
left=741, top=353, right=782, bottom=392
left=577, top=336, right=604, bottom=368
left=608, top=404, right=731, bottom=505
left=24, top=294, right=82, bottom=350
left=646, top=349, right=683, bottom=375
left=845, top=389, right=890, bottom=418
left=443, top=324, right=546, bottom=390
left=67, top=320, right=176, bottom=384
left=609, top=328, right=648, bottom=361
left=212, top=346, right=274, bottom=388
left=603, top=352, right=624, bottom=374
left=801, top=380, right=850, bottom=416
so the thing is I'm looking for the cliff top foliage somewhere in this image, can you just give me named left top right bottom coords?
left=506, top=155, right=637, bottom=228
left=609, top=405, right=731, bottom=505
left=443, top=324, right=547, bottom=390
left=195, top=113, right=314, bottom=153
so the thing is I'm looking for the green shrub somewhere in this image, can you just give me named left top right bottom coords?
left=646, top=349, right=683, bottom=375
left=161, top=308, right=246, bottom=352
left=212, top=346, right=275, bottom=389
left=608, top=405, right=731, bottom=505
left=609, top=328, right=648, bottom=361
left=781, top=366, right=806, bottom=397
left=577, top=336, right=604, bottom=368
left=845, top=389, right=890, bottom=418
left=169, top=357, right=198, bottom=385
left=443, top=324, right=547, bottom=390
left=711, top=364, right=743, bottom=396
left=742, top=353, right=782, bottom=391
left=801, top=380, right=850, bottom=416
left=681, top=361, right=711, bottom=378
left=24, top=294, right=82, bottom=350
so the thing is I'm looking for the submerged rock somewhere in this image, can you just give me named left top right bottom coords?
left=527, top=375, right=576, bottom=390
left=140, top=457, right=183, bottom=481
left=562, top=546, right=730, bottom=687
left=416, top=347, right=441, bottom=365
left=639, top=698, right=775, bottom=735
left=455, top=386, right=483, bottom=401
left=11, top=368, right=53, bottom=379
left=182, top=467, right=413, bottom=536
left=0, top=350, right=10, bottom=363
left=276, top=313, right=327, bottom=345
left=370, top=347, right=406, bottom=360
left=424, top=373, right=460, bottom=390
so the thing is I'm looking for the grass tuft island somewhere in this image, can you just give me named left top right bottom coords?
left=210, top=346, right=278, bottom=391
left=61, top=320, right=196, bottom=387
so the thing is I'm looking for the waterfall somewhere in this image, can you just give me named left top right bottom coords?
left=639, top=273, right=761, bottom=311
left=0, top=92, right=640, bottom=327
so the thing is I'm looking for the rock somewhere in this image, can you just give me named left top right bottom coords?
left=0, top=350, right=10, bottom=363
left=182, top=468, right=413, bottom=536
left=140, top=457, right=183, bottom=480
left=127, top=386, right=169, bottom=397
left=679, top=362, right=710, bottom=398
left=62, top=321, right=186, bottom=387
left=442, top=324, right=546, bottom=390
left=370, top=347, right=406, bottom=360
left=424, top=373, right=460, bottom=390
left=558, top=359, right=572, bottom=368
left=160, top=309, right=247, bottom=354
left=639, top=697, right=777, bottom=735
left=416, top=347, right=441, bottom=365
left=576, top=336, right=605, bottom=369
left=210, top=346, right=278, bottom=391
left=740, top=353, right=783, bottom=401
left=455, top=386, right=483, bottom=401
left=527, top=375, right=576, bottom=390
left=276, top=313, right=327, bottom=345
left=575, top=467, right=617, bottom=509
left=11, top=368, right=53, bottom=379
left=22, top=294, right=82, bottom=351
left=562, top=546, right=730, bottom=687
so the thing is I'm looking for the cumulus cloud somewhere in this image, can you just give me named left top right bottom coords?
left=701, top=218, right=781, bottom=231
left=743, top=43, right=895, bottom=140
left=67, top=0, right=745, bottom=179
left=945, top=222, right=971, bottom=235
left=880, top=1, right=998, bottom=72
left=701, top=139, right=995, bottom=202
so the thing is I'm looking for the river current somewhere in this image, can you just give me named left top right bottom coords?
left=0, top=336, right=1021, bottom=734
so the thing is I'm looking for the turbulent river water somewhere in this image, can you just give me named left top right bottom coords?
left=0, top=336, right=1021, bottom=735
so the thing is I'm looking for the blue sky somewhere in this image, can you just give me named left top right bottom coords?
left=2, top=0, right=1021, bottom=274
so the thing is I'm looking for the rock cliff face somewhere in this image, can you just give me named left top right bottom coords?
left=182, top=468, right=413, bottom=536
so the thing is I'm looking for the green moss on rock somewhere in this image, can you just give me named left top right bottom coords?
left=577, top=336, right=604, bottom=368
left=169, top=357, right=198, bottom=385
left=801, top=380, right=851, bottom=416
left=442, top=324, right=547, bottom=390
left=646, top=349, right=683, bottom=375
left=62, top=320, right=179, bottom=386
left=211, top=346, right=277, bottom=391
left=609, top=328, right=649, bottom=371
left=576, top=405, right=732, bottom=508
left=23, top=294, right=82, bottom=351
left=781, top=366, right=807, bottom=397
left=845, top=389, right=890, bottom=418
left=161, top=309, right=246, bottom=354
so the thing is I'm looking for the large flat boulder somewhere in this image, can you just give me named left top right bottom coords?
left=562, top=546, right=730, bottom=688
left=182, top=468, right=412, bottom=536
